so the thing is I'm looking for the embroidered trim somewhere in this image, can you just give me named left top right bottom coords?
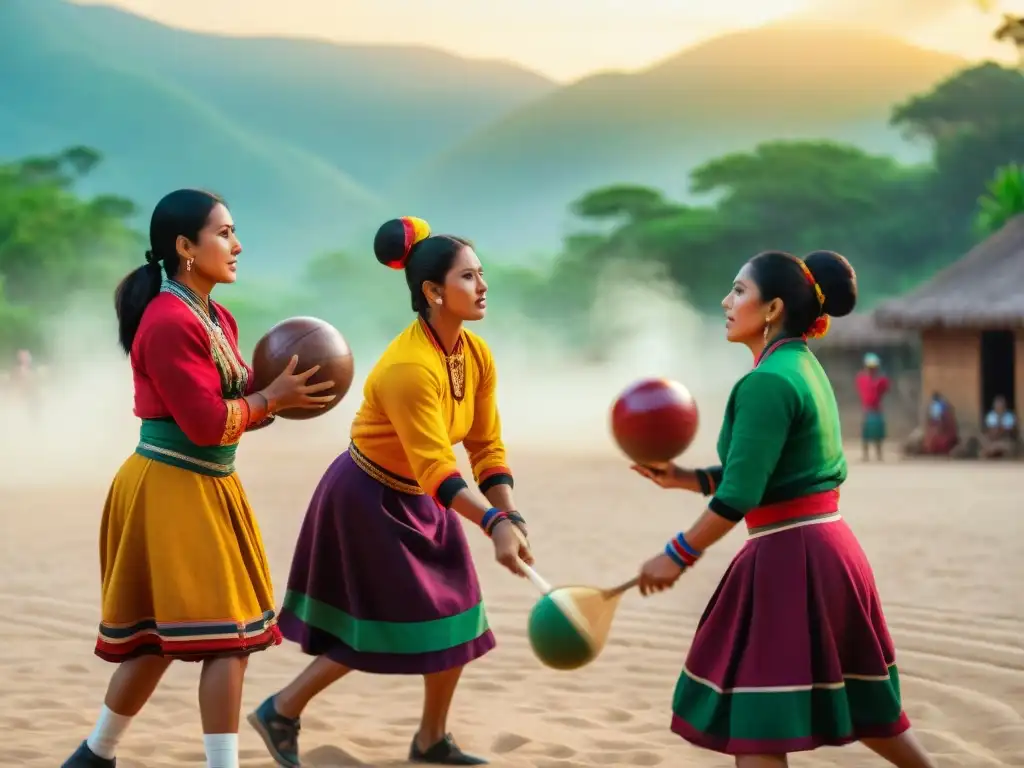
left=349, top=442, right=424, bottom=496
left=220, top=398, right=247, bottom=446
left=447, top=351, right=466, bottom=401
left=137, top=441, right=234, bottom=474
left=163, top=281, right=249, bottom=400
left=747, top=512, right=842, bottom=539
left=420, top=318, right=466, bottom=402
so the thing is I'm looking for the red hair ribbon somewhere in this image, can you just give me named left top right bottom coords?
left=797, top=260, right=829, bottom=339
left=384, top=216, right=431, bottom=270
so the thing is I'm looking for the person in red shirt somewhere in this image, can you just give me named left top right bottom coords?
left=855, top=353, right=889, bottom=461
left=61, top=189, right=334, bottom=768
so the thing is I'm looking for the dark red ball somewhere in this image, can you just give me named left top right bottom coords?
left=250, top=317, right=354, bottom=421
left=610, top=378, right=699, bottom=464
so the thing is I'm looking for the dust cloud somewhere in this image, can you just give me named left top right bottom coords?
left=0, top=264, right=748, bottom=493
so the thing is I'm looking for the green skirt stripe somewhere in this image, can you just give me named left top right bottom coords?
left=672, top=664, right=905, bottom=742
left=282, top=590, right=489, bottom=655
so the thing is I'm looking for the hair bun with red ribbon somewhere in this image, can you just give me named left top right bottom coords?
left=806, top=314, right=831, bottom=339
left=374, top=216, right=431, bottom=270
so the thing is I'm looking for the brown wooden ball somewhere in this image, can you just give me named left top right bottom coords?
left=250, top=317, right=354, bottom=420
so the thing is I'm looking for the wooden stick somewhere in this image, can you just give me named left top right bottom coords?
left=602, top=576, right=640, bottom=598
left=519, top=562, right=552, bottom=595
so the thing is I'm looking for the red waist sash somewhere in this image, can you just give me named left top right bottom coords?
left=744, top=489, right=840, bottom=531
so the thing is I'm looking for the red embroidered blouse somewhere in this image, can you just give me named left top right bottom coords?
left=131, top=290, right=263, bottom=447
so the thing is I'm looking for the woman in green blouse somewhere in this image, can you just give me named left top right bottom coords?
left=633, top=251, right=935, bottom=768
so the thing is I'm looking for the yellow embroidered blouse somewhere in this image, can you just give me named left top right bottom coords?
left=349, top=318, right=512, bottom=506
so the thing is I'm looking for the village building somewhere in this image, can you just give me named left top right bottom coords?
left=872, top=214, right=1024, bottom=434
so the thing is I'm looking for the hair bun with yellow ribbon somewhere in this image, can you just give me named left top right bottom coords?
left=374, top=217, right=431, bottom=270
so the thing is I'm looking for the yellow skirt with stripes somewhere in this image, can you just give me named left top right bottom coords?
left=94, top=452, right=280, bottom=662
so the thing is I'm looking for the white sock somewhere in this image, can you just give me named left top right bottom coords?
left=203, top=733, right=239, bottom=768
left=85, top=705, right=133, bottom=760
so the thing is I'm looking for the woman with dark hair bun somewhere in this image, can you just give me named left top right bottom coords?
left=631, top=251, right=937, bottom=768
left=62, top=190, right=335, bottom=768
left=249, top=217, right=533, bottom=767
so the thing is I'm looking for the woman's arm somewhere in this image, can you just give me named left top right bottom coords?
left=643, top=374, right=797, bottom=587
left=143, top=318, right=270, bottom=446
left=381, top=362, right=472, bottom=509
left=462, top=346, right=524, bottom=528
left=462, top=346, right=513, bottom=490
left=381, top=362, right=513, bottom=538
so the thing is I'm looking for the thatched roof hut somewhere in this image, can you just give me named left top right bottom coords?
left=872, top=215, right=1024, bottom=427
left=811, top=312, right=913, bottom=350
left=874, top=214, right=1024, bottom=329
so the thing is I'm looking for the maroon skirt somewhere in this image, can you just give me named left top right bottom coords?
left=276, top=448, right=495, bottom=675
left=670, top=490, right=911, bottom=754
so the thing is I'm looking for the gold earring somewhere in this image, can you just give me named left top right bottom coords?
left=763, top=317, right=771, bottom=343
left=186, top=258, right=193, bottom=272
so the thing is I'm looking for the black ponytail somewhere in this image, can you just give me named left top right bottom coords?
left=114, top=260, right=164, bottom=354
left=114, top=189, right=224, bottom=354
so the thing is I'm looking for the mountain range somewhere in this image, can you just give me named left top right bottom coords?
left=1, top=0, right=968, bottom=270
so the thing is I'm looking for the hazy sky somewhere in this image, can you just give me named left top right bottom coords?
left=72, top=0, right=1023, bottom=80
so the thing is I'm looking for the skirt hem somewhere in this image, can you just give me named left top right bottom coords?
left=94, top=625, right=282, bottom=664
left=280, top=608, right=497, bottom=675
left=670, top=712, right=912, bottom=755
left=322, top=629, right=497, bottom=675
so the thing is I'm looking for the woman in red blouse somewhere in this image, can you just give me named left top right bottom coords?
left=62, top=189, right=334, bottom=768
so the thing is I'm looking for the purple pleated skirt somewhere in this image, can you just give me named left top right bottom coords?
left=277, top=449, right=495, bottom=674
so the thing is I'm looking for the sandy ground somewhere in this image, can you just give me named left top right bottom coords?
left=3, top=413, right=1023, bottom=767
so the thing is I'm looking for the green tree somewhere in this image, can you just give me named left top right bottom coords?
left=975, top=162, right=1024, bottom=235
left=892, top=63, right=1024, bottom=238
left=555, top=140, right=946, bottom=313
left=571, top=185, right=679, bottom=223
left=0, top=147, right=140, bottom=358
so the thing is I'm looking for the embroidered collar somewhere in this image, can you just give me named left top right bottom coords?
left=419, top=317, right=464, bottom=356
left=418, top=317, right=466, bottom=402
left=754, top=335, right=805, bottom=369
left=163, top=280, right=221, bottom=333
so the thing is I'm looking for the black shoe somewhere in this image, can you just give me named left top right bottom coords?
left=61, top=741, right=116, bottom=767
left=247, top=695, right=301, bottom=767
left=409, top=733, right=488, bottom=765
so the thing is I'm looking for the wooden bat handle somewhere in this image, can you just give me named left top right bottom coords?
left=603, top=576, right=640, bottom=598
left=519, top=561, right=552, bottom=594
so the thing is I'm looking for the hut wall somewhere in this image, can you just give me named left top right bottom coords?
left=921, top=329, right=981, bottom=426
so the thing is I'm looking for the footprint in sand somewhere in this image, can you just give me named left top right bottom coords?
left=596, top=707, right=634, bottom=723
left=347, top=735, right=389, bottom=749
left=304, top=744, right=366, bottom=766
left=491, top=732, right=531, bottom=754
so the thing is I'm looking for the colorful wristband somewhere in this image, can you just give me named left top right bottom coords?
left=480, top=507, right=509, bottom=537
left=665, top=532, right=702, bottom=569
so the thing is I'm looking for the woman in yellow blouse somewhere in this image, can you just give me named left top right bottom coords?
left=249, top=217, right=532, bottom=767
